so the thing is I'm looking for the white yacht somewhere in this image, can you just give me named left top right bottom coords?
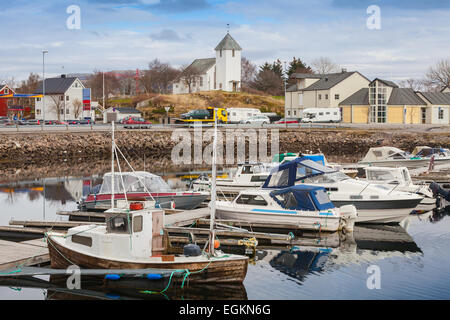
left=362, top=166, right=435, bottom=212
left=215, top=185, right=357, bottom=232
left=359, top=146, right=450, bottom=168
left=263, top=158, right=424, bottom=224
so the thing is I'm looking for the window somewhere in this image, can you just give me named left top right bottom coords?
left=220, top=50, right=222, bottom=57
left=335, top=94, right=340, bottom=100
left=293, top=110, right=297, bottom=116
left=287, top=110, right=291, bottom=116
left=319, top=112, right=324, bottom=116
left=219, top=83, right=222, bottom=89
left=36, top=109, right=41, bottom=115
left=71, top=235, right=92, bottom=247
left=232, top=49, right=235, bottom=57
left=318, top=94, right=322, bottom=100
left=325, top=94, right=329, bottom=100
left=66, top=109, right=70, bottom=114
left=200, top=77, right=203, bottom=87
left=133, top=215, right=143, bottom=233
left=60, top=109, right=64, bottom=115
left=37, top=97, right=41, bottom=102
left=66, top=96, right=70, bottom=101
left=235, top=194, right=268, bottom=206
left=438, top=108, right=444, bottom=119
left=60, top=96, right=64, bottom=101
left=326, top=112, right=330, bottom=115
left=4, top=89, right=9, bottom=94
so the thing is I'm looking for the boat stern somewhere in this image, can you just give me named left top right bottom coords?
left=338, top=204, right=358, bottom=232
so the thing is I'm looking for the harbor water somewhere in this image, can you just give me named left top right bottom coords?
left=1, top=166, right=450, bottom=300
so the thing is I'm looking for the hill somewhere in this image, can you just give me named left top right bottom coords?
left=135, top=91, right=285, bottom=120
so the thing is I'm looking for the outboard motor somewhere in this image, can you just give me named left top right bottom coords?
left=183, top=244, right=202, bottom=257
left=430, top=182, right=450, bottom=210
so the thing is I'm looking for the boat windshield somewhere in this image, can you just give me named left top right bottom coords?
left=387, top=152, right=411, bottom=160
left=100, top=172, right=172, bottom=194
left=366, top=170, right=401, bottom=182
left=302, top=171, right=349, bottom=184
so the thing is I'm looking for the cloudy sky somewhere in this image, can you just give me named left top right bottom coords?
left=1, top=0, right=449, bottom=83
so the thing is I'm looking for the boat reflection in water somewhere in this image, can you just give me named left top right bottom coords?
left=258, top=224, right=422, bottom=284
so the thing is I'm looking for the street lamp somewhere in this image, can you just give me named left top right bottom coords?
left=42, top=50, right=48, bottom=127
left=283, top=61, right=287, bottom=129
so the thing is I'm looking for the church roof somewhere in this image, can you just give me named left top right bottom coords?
left=215, top=33, right=242, bottom=51
left=181, top=58, right=216, bottom=76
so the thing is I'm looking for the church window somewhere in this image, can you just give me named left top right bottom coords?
left=232, top=49, right=235, bottom=57
left=219, top=83, right=222, bottom=89
left=220, top=50, right=222, bottom=57
left=200, top=77, right=203, bottom=87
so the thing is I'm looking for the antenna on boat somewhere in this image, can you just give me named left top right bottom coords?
left=111, top=121, right=115, bottom=210
left=209, top=109, right=218, bottom=256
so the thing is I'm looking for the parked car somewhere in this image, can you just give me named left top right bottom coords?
left=27, top=119, right=41, bottom=125
left=181, top=109, right=211, bottom=120
left=17, top=120, right=30, bottom=125
left=239, top=115, right=270, bottom=125
left=122, top=117, right=152, bottom=129
left=275, top=118, right=299, bottom=124
left=79, top=119, right=92, bottom=125
left=66, top=120, right=79, bottom=125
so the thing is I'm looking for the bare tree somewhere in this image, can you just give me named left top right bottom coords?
left=49, top=95, right=64, bottom=121
left=311, top=57, right=340, bottom=74
left=72, top=98, right=83, bottom=119
left=241, top=57, right=257, bottom=89
left=398, top=78, right=426, bottom=91
left=179, top=64, right=201, bottom=93
left=424, top=59, right=450, bottom=91
left=87, top=71, right=121, bottom=103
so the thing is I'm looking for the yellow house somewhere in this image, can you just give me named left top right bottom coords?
left=340, top=79, right=427, bottom=124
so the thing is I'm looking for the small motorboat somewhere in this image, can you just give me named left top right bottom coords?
left=263, top=157, right=424, bottom=224
left=215, top=185, right=357, bottom=232
left=359, top=146, right=450, bottom=168
left=362, top=166, right=436, bottom=212
left=79, top=171, right=209, bottom=211
left=47, top=201, right=248, bottom=283
left=192, top=162, right=275, bottom=195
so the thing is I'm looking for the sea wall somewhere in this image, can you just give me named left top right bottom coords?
left=1, top=129, right=449, bottom=165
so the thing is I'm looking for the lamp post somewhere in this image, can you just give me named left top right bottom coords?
left=42, top=50, right=48, bottom=127
left=283, top=61, right=287, bottom=129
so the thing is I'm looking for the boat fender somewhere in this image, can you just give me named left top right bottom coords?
left=146, top=273, right=163, bottom=280
left=183, top=244, right=202, bottom=256
left=105, top=274, right=121, bottom=280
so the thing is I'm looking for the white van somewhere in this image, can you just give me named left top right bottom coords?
left=300, top=108, right=341, bottom=123
left=227, top=108, right=261, bottom=123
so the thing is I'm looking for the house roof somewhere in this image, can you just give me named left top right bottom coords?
left=286, top=84, right=299, bottom=92
left=370, top=78, right=399, bottom=88
left=302, top=72, right=358, bottom=91
left=181, top=58, right=216, bottom=76
left=35, top=77, right=79, bottom=94
left=0, top=84, right=16, bottom=94
left=419, top=92, right=450, bottom=105
left=339, top=88, right=369, bottom=106
left=290, top=73, right=323, bottom=79
left=215, top=33, right=242, bottom=51
left=387, top=88, right=426, bottom=105
left=441, top=86, right=450, bottom=93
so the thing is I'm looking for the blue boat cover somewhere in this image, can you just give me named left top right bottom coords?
left=269, top=185, right=335, bottom=211
left=262, top=157, right=336, bottom=189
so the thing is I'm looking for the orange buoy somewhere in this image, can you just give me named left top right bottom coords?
left=130, top=202, right=144, bottom=211
left=214, top=240, right=220, bottom=249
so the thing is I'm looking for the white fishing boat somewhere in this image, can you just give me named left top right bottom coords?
left=192, top=162, right=276, bottom=194
left=47, top=120, right=249, bottom=284
left=215, top=185, right=357, bottom=232
left=362, top=166, right=436, bottom=212
left=262, top=157, right=424, bottom=224
left=359, top=146, right=450, bottom=168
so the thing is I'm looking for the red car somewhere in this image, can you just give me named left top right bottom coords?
left=122, top=117, right=152, bottom=129
left=275, top=118, right=299, bottom=124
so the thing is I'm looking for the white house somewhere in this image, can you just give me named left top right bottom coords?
left=173, top=33, right=242, bottom=94
left=35, top=75, right=92, bottom=121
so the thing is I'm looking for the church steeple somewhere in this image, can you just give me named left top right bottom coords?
left=215, top=33, right=242, bottom=51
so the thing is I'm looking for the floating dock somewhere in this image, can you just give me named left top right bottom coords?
left=0, top=238, right=49, bottom=270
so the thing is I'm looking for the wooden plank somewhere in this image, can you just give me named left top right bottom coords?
left=9, top=220, right=102, bottom=229
left=20, top=238, right=48, bottom=248
left=0, top=239, right=49, bottom=270
left=164, top=207, right=210, bottom=227
left=0, top=226, right=47, bottom=235
left=57, top=211, right=107, bottom=218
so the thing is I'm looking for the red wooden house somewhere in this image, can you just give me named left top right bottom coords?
left=0, top=84, right=15, bottom=117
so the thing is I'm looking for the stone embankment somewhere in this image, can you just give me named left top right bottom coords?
left=1, top=129, right=449, bottom=165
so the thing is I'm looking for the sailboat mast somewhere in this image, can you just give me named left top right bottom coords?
left=111, top=121, right=115, bottom=209
left=209, top=109, right=218, bottom=255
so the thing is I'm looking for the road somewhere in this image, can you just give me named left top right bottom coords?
left=0, top=122, right=449, bottom=134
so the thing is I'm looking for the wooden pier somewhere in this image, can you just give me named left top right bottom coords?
left=0, top=238, right=49, bottom=270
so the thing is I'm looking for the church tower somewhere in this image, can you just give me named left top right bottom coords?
left=214, top=33, right=242, bottom=92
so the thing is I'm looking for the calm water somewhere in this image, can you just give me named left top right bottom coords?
left=1, top=170, right=450, bottom=300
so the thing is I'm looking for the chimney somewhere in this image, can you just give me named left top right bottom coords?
left=61, top=74, right=66, bottom=78
left=341, top=68, right=347, bottom=73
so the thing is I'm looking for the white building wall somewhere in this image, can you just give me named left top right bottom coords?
left=215, top=49, right=241, bottom=92
left=431, top=105, right=450, bottom=124
left=172, top=66, right=215, bottom=94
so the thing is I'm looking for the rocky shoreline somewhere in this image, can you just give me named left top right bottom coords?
left=1, top=129, right=449, bottom=165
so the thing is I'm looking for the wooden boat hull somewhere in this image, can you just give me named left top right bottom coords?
left=47, top=237, right=248, bottom=284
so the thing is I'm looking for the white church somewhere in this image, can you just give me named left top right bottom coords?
left=172, top=33, right=242, bottom=94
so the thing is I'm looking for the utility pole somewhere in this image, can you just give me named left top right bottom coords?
left=103, top=71, right=105, bottom=111
left=284, top=61, right=287, bottom=129
left=42, top=50, right=48, bottom=127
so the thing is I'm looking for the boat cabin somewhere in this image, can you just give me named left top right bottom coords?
left=262, top=157, right=339, bottom=189
left=360, top=147, right=411, bottom=163
left=232, top=162, right=275, bottom=182
left=364, top=166, right=412, bottom=185
left=411, top=146, right=450, bottom=158
left=99, top=171, right=172, bottom=195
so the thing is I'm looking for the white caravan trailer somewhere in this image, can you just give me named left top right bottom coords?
left=301, top=108, right=341, bottom=123
left=227, top=108, right=261, bottom=123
